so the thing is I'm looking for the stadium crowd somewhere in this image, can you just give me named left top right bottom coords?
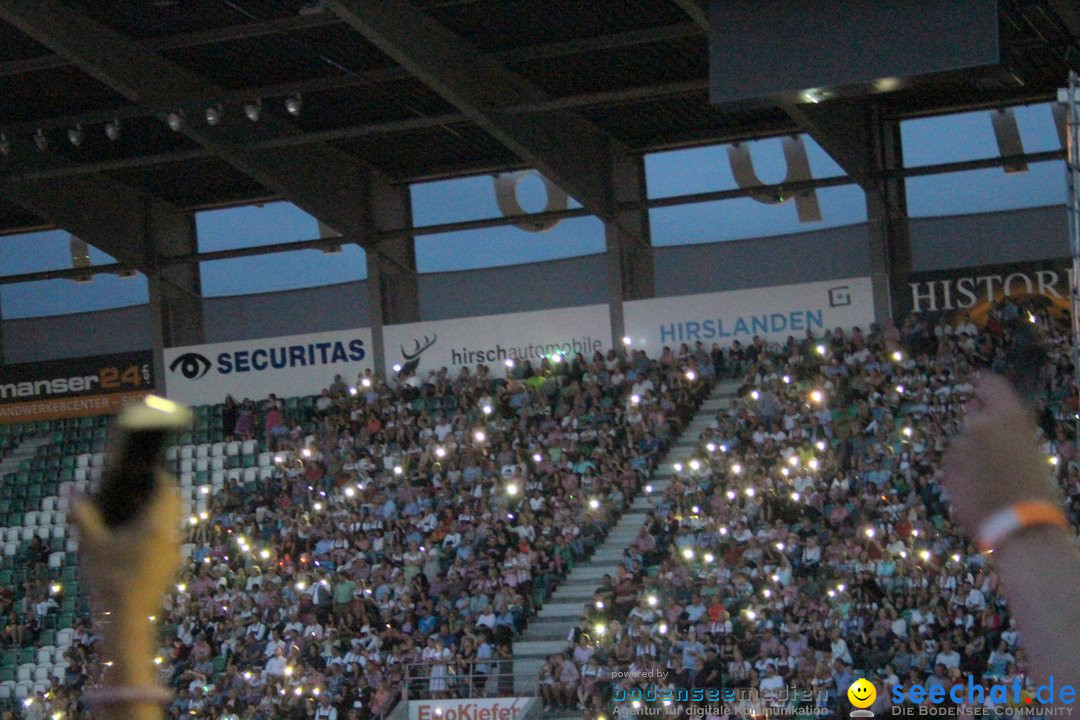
left=18, top=349, right=712, bottom=720
left=549, top=301, right=1078, bottom=718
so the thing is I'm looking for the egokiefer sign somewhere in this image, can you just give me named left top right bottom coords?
left=0, top=351, right=154, bottom=423
left=382, top=304, right=611, bottom=375
left=163, top=329, right=373, bottom=406
left=624, top=277, right=875, bottom=350
left=409, top=697, right=533, bottom=720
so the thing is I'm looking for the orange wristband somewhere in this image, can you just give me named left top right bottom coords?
left=976, top=501, right=1069, bottom=553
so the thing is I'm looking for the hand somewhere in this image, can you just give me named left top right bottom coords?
left=942, top=374, right=1059, bottom=535
left=71, top=475, right=181, bottom=621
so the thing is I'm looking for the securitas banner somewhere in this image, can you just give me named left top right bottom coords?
left=0, top=350, right=154, bottom=423
left=382, top=304, right=611, bottom=376
left=163, top=329, right=373, bottom=406
left=624, top=277, right=875, bottom=351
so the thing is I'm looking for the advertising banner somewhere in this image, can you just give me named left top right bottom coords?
left=382, top=304, right=611, bottom=376
left=624, top=277, right=875, bottom=351
left=0, top=350, right=154, bottom=423
left=904, top=259, right=1071, bottom=322
left=163, top=328, right=373, bottom=406
left=409, top=697, right=533, bottom=720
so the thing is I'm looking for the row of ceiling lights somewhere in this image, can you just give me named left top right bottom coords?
left=0, top=93, right=303, bottom=156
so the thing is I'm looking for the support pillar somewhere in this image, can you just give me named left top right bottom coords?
left=146, top=206, right=204, bottom=391
left=365, top=178, right=418, bottom=379
left=604, top=154, right=654, bottom=349
left=865, top=110, right=911, bottom=324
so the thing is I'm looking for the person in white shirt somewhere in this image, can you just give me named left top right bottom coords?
left=264, top=647, right=288, bottom=679
left=934, top=641, right=961, bottom=670
left=313, top=694, right=338, bottom=720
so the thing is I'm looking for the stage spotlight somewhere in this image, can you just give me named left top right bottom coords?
left=244, top=99, right=262, bottom=122
left=285, top=93, right=302, bottom=116
left=205, top=104, right=224, bottom=126
left=166, top=112, right=184, bottom=132
left=34, top=128, right=49, bottom=151
left=67, top=124, right=83, bottom=147
left=105, top=118, right=121, bottom=141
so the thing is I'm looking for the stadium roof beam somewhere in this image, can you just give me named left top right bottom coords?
left=0, top=0, right=417, bottom=284
left=782, top=98, right=876, bottom=190
left=325, top=0, right=652, bottom=345
left=0, top=135, right=205, bottom=376
left=325, top=0, right=641, bottom=238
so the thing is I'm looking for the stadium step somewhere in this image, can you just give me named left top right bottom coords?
left=514, top=379, right=741, bottom=682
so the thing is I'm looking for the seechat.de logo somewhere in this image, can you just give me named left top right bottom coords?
left=828, top=285, right=852, bottom=307
left=848, top=678, right=876, bottom=718
left=169, top=352, right=212, bottom=380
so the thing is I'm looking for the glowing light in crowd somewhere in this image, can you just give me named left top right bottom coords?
left=703, top=552, right=715, bottom=563
left=1050, top=455, right=1060, bottom=466
left=781, top=467, right=790, bottom=477
left=473, top=429, right=486, bottom=443
left=674, top=462, right=683, bottom=472
left=630, top=394, right=641, bottom=405
left=919, top=549, right=931, bottom=561
left=658, top=623, right=668, bottom=634
left=482, top=404, right=493, bottom=415
left=647, top=595, right=658, bottom=606
left=685, top=370, right=697, bottom=381
left=595, top=600, right=604, bottom=610
left=706, top=442, right=716, bottom=453
left=691, top=505, right=700, bottom=514
left=259, top=549, right=271, bottom=560
left=745, top=487, right=755, bottom=497
left=349, top=387, right=357, bottom=396
left=892, top=351, right=903, bottom=362
left=731, top=463, right=742, bottom=475
left=392, top=363, right=402, bottom=373
left=787, top=455, right=799, bottom=467
left=588, top=498, right=600, bottom=510
left=896, top=384, right=905, bottom=394
left=393, top=465, right=404, bottom=475
left=903, top=426, right=913, bottom=437
left=744, top=609, right=757, bottom=620
left=682, top=547, right=695, bottom=560
left=750, top=390, right=760, bottom=400
left=506, top=483, right=519, bottom=497
left=622, top=336, right=632, bottom=346
left=726, top=490, right=736, bottom=500
left=816, top=440, right=826, bottom=451
left=782, top=375, right=791, bottom=384
left=689, top=459, right=701, bottom=471
left=815, top=344, right=826, bottom=356
left=644, top=484, right=653, bottom=494
left=865, top=527, right=876, bottom=538
left=504, top=358, right=514, bottom=368
left=435, top=446, right=446, bottom=458
left=344, top=486, right=356, bottom=498
left=790, top=492, right=800, bottom=501
left=809, top=389, right=824, bottom=404
left=808, top=458, right=820, bottom=471
left=533, top=452, right=543, bottom=463
left=361, top=377, right=372, bottom=388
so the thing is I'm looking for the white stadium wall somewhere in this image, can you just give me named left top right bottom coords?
left=1, top=207, right=1069, bottom=365
left=163, top=328, right=374, bottom=406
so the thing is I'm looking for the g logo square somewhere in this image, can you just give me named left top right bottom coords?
left=828, top=286, right=852, bottom=307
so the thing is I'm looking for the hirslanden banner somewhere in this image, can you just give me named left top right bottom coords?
left=0, top=350, right=155, bottom=423
left=163, top=328, right=373, bottom=406
left=382, top=304, right=611, bottom=376
left=904, top=259, right=1072, bottom=322
left=624, top=277, right=875, bottom=351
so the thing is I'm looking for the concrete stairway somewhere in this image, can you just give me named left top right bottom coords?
left=513, top=380, right=741, bottom=714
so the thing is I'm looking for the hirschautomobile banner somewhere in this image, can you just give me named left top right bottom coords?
left=0, top=350, right=154, bottom=423
left=624, top=277, right=875, bottom=351
left=382, top=304, right=611, bottom=376
left=163, top=328, right=373, bottom=406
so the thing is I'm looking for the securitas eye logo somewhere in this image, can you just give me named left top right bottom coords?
left=848, top=678, right=876, bottom=718
left=396, top=334, right=437, bottom=375
left=169, top=352, right=212, bottom=380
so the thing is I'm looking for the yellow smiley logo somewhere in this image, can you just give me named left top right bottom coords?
left=848, top=678, right=876, bottom=709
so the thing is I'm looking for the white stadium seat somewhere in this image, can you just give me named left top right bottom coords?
left=166, top=446, right=179, bottom=461
left=23, top=511, right=37, bottom=528
left=242, top=440, right=258, bottom=455
left=41, top=497, right=55, bottom=512
left=180, top=445, right=194, bottom=460
left=211, top=442, right=226, bottom=458
left=195, top=444, right=210, bottom=459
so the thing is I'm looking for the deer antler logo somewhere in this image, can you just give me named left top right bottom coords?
left=401, top=334, right=437, bottom=361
